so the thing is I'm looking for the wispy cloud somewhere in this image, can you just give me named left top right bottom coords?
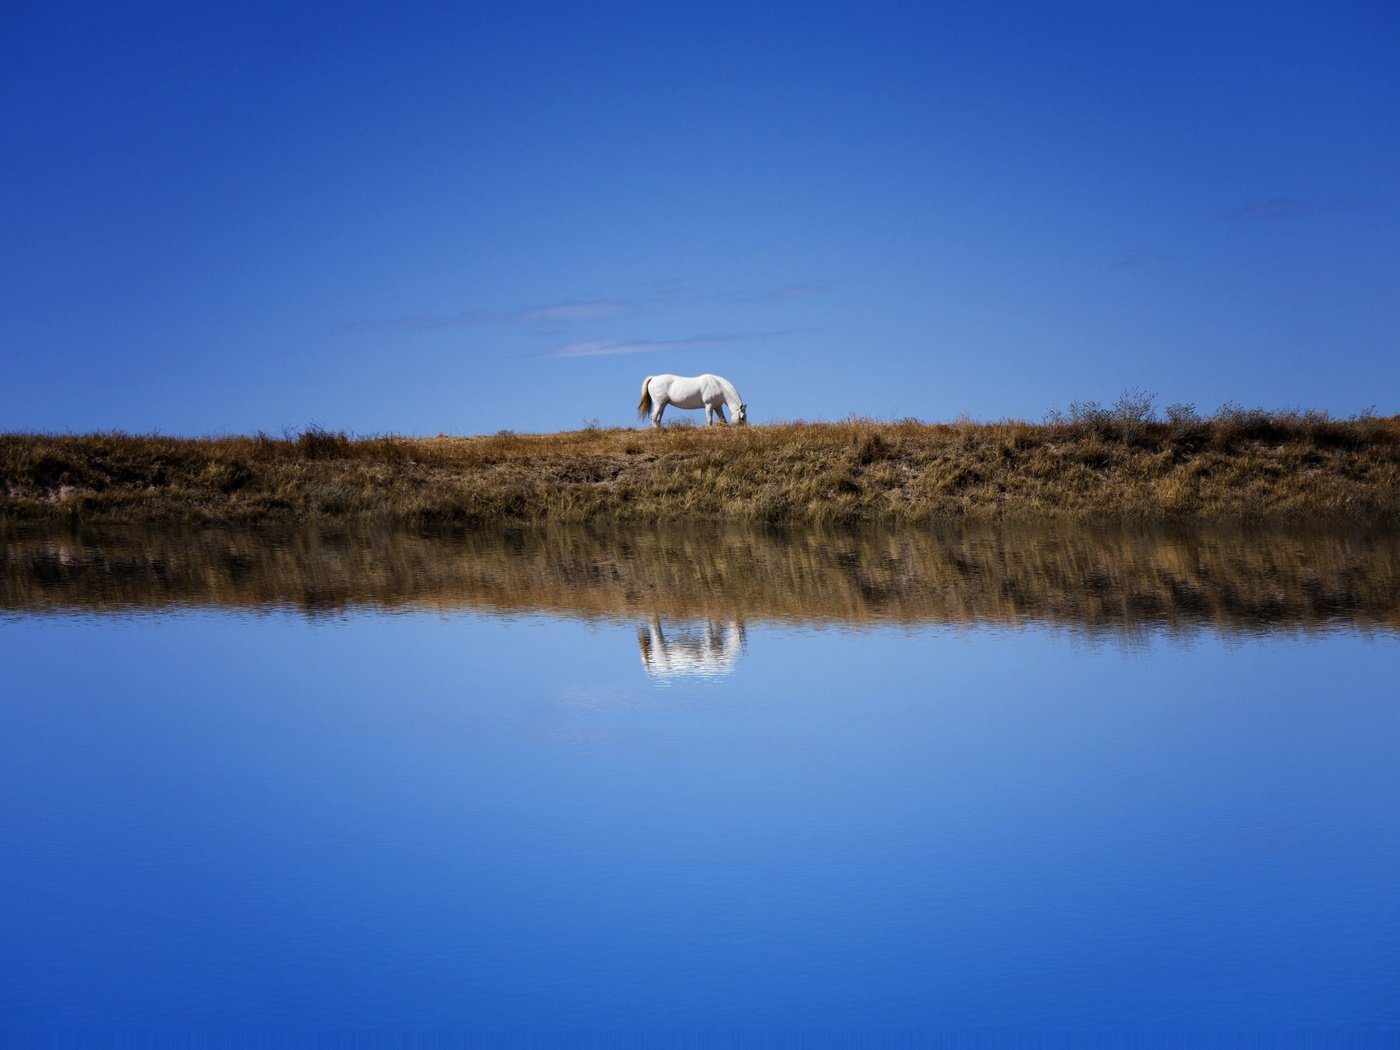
left=1223, top=197, right=1379, bottom=222
left=552, top=339, right=700, bottom=358
left=550, top=330, right=799, bottom=358
left=339, top=281, right=828, bottom=336
left=519, top=300, right=632, bottom=324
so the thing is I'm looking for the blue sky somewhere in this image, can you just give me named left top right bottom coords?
left=3, top=1, right=1397, bottom=436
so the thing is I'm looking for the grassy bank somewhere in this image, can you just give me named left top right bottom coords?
left=3, top=407, right=1399, bottom=525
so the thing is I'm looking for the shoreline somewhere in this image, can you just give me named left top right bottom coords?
left=3, top=414, right=1399, bottom=526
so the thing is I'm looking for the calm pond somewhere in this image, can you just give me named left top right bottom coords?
left=3, top=522, right=1399, bottom=1032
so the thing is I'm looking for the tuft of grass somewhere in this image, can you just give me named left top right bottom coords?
left=296, top=425, right=352, bottom=460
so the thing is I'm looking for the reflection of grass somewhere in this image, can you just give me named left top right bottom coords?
left=3, top=408, right=1398, bottom=525
left=5, top=521, right=1399, bottom=634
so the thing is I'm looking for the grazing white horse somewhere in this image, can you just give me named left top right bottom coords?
left=637, top=374, right=747, bottom=428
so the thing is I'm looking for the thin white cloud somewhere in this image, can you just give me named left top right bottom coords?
left=340, top=281, right=828, bottom=336
left=550, top=330, right=801, bottom=358
left=553, top=339, right=685, bottom=357
left=519, top=300, right=632, bottom=324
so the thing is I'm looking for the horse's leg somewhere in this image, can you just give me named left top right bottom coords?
left=651, top=399, right=665, bottom=429
left=705, top=403, right=715, bottom=425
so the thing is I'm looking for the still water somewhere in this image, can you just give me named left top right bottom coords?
left=3, top=523, right=1399, bottom=1033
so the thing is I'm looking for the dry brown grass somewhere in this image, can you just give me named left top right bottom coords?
left=3, top=410, right=1399, bottom=526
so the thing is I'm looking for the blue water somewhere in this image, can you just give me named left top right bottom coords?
left=2, top=608, right=1399, bottom=1033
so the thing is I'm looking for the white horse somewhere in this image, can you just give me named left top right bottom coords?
left=637, top=374, right=747, bottom=428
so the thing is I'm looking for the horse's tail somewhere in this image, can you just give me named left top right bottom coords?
left=637, top=376, right=654, bottom=419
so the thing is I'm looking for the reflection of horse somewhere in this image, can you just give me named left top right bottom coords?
left=637, top=618, right=746, bottom=679
left=638, top=374, right=747, bottom=428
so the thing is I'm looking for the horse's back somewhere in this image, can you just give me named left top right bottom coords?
left=649, top=373, right=721, bottom=386
left=645, top=373, right=735, bottom=411
left=648, top=373, right=681, bottom=395
left=659, top=374, right=703, bottom=406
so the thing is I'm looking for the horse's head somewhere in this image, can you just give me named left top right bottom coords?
left=734, top=402, right=748, bottom=425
